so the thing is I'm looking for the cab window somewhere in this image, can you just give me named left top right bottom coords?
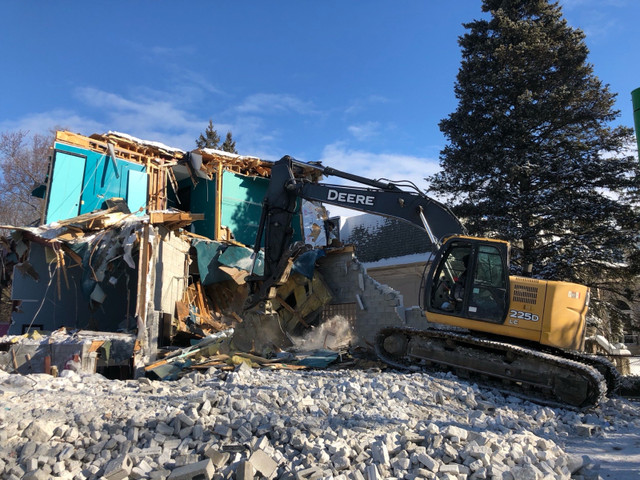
left=430, top=244, right=471, bottom=313
left=468, top=245, right=507, bottom=322
left=430, top=243, right=508, bottom=323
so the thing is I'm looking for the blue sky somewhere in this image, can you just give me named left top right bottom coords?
left=1, top=0, right=638, bottom=192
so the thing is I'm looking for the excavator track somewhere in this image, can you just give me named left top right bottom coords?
left=554, top=350, right=621, bottom=396
left=375, top=327, right=607, bottom=409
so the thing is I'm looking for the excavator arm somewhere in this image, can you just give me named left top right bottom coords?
left=246, top=155, right=464, bottom=308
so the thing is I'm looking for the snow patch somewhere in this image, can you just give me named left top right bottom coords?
left=108, top=131, right=185, bottom=153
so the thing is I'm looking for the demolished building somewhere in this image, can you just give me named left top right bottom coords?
left=0, top=131, right=416, bottom=377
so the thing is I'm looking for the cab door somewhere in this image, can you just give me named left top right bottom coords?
left=425, top=238, right=509, bottom=324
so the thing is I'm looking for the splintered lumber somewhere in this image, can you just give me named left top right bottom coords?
left=233, top=352, right=280, bottom=365
left=190, top=354, right=231, bottom=369
left=149, top=211, right=205, bottom=230
left=190, top=362, right=229, bottom=370
left=55, top=227, right=85, bottom=242
left=194, top=281, right=210, bottom=321
left=55, top=207, right=129, bottom=231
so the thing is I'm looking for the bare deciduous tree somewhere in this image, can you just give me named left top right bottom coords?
left=0, top=130, right=52, bottom=227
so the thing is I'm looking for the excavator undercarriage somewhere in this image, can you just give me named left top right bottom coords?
left=375, top=326, right=612, bottom=409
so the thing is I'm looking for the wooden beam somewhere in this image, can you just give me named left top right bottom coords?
left=215, top=163, right=223, bottom=240
left=149, top=212, right=204, bottom=228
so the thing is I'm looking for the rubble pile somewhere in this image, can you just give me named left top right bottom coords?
left=2, top=366, right=636, bottom=480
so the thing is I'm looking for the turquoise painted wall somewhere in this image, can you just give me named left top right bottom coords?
left=221, top=171, right=269, bottom=246
left=220, top=171, right=302, bottom=247
left=187, top=170, right=301, bottom=247
left=47, top=142, right=147, bottom=223
left=46, top=151, right=86, bottom=223
left=189, top=177, right=217, bottom=240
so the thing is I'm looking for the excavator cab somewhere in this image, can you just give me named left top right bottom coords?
left=426, top=236, right=510, bottom=324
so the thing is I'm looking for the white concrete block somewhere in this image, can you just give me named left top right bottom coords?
left=167, top=459, right=214, bottom=480
left=249, top=449, right=278, bottom=478
left=103, top=454, right=133, bottom=480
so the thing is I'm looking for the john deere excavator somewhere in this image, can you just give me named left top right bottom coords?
left=245, top=156, right=618, bottom=408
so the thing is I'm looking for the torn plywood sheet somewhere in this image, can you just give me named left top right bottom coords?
left=217, top=266, right=247, bottom=285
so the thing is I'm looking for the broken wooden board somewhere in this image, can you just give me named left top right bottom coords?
left=56, top=207, right=129, bottom=231
left=149, top=211, right=205, bottom=230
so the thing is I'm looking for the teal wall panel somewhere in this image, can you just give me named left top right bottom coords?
left=49, top=142, right=146, bottom=221
left=189, top=177, right=217, bottom=240
left=221, top=171, right=268, bottom=246
left=219, top=171, right=302, bottom=247
left=46, top=151, right=86, bottom=223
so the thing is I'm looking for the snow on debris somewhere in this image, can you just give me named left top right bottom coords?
left=201, top=147, right=262, bottom=162
left=1, top=366, right=639, bottom=479
left=107, top=131, right=185, bottom=154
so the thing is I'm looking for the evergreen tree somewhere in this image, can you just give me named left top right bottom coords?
left=430, top=0, right=639, bottom=300
left=221, top=131, right=238, bottom=154
left=195, top=119, right=221, bottom=149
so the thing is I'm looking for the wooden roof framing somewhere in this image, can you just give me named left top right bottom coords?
left=55, top=130, right=324, bottom=182
left=56, top=131, right=180, bottom=166
left=196, top=149, right=272, bottom=178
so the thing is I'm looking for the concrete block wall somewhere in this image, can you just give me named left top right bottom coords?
left=317, top=249, right=408, bottom=347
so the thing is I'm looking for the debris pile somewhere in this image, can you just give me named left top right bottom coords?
left=2, top=130, right=395, bottom=376
left=144, top=315, right=357, bottom=381
left=3, top=364, right=636, bottom=480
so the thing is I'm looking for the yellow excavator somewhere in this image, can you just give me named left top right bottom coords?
left=245, top=156, right=617, bottom=408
